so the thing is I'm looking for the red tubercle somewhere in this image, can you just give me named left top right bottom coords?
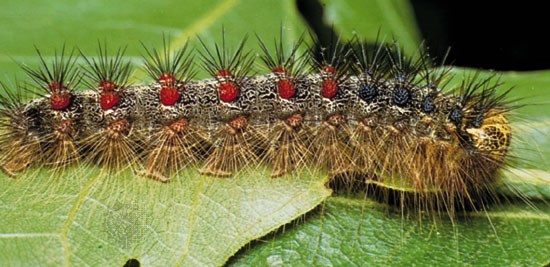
left=48, top=81, right=72, bottom=110
left=321, top=79, right=338, bottom=99
left=49, top=82, right=64, bottom=92
left=285, top=113, right=303, bottom=128
left=322, top=65, right=335, bottom=75
left=159, top=73, right=177, bottom=86
left=169, top=119, right=189, bottom=133
left=228, top=116, right=247, bottom=130
left=273, top=67, right=287, bottom=75
left=107, top=119, right=130, bottom=134
left=328, top=113, right=345, bottom=127
left=216, top=69, right=233, bottom=78
left=50, top=93, right=72, bottom=110
left=218, top=82, right=239, bottom=103
left=98, top=80, right=122, bottom=110
left=99, top=80, right=117, bottom=92
left=100, top=92, right=121, bottom=110
left=160, top=85, right=181, bottom=106
left=277, top=79, right=296, bottom=99
left=55, top=119, right=74, bottom=135
left=272, top=66, right=295, bottom=99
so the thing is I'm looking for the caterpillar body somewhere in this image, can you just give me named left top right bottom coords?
left=0, top=34, right=513, bottom=214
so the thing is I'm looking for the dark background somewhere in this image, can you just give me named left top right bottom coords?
left=299, top=0, right=548, bottom=71
left=412, top=1, right=548, bottom=71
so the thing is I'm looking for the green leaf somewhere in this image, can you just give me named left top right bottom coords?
left=0, top=0, right=310, bottom=79
left=0, top=168, right=330, bottom=266
left=228, top=197, right=550, bottom=266
left=320, top=0, right=422, bottom=54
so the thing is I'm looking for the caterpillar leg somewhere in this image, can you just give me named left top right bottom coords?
left=139, top=118, right=208, bottom=182
left=81, top=119, right=139, bottom=171
left=40, top=119, right=80, bottom=173
left=264, top=113, right=311, bottom=178
left=350, top=116, right=379, bottom=174
left=200, top=116, right=266, bottom=177
left=311, top=114, right=354, bottom=175
left=0, top=138, right=40, bottom=178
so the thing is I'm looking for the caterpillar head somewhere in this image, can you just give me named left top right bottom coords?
left=465, top=109, right=511, bottom=162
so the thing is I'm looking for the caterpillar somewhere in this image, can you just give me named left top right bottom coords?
left=0, top=31, right=513, bottom=215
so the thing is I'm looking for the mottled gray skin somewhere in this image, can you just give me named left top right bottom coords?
left=21, top=73, right=463, bottom=144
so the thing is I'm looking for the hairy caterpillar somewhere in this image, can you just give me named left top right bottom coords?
left=0, top=31, right=513, bottom=215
